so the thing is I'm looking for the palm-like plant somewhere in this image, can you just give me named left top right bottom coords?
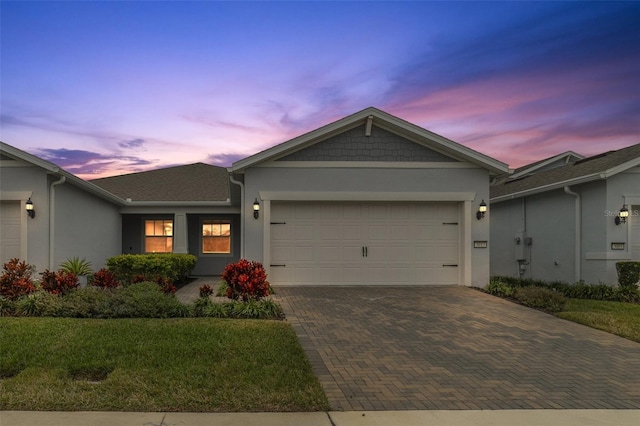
left=59, top=257, right=93, bottom=276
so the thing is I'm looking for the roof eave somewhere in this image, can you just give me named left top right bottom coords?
left=490, top=173, right=604, bottom=203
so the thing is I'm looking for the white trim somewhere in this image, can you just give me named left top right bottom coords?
left=259, top=191, right=476, bottom=202
left=262, top=199, right=271, bottom=273
left=463, top=200, right=472, bottom=286
left=258, top=161, right=479, bottom=169
left=603, top=158, right=640, bottom=178
left=123, top=200, right=231, bottom=207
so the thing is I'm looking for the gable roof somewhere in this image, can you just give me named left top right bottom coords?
left=491, top=143, right=640, bottom=202
left=231, top=107, right=509, bottom=175
left=0, top=141, right=125, bottom=205
left=510, top=151, right=584, bottom=178
left=90, top=163, right=230, bottom=203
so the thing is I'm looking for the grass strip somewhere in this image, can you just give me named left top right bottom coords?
left=556, top=299, right=640, bottom=343
left=0, top=317, right=329, bottom=412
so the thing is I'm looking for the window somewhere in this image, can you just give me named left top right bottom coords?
left=145, top=219, right=173, bottom=253
left=202, top=220, right=231, bottom=254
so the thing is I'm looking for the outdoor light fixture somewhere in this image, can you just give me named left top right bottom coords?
left=25, top=198, right=35, bottom=218
left=476, top=199, right=487, bottom=220
left=615, top=204, right=629, bottom=225
left=253, top=198, right=260, bottom=219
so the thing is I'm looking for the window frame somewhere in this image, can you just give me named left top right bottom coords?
left=143, top=218, right=174, bottom=253
left=200, top=218, right=232, bottom=255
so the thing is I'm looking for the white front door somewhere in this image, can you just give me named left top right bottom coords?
left=270, top=202, right=460, bottom=285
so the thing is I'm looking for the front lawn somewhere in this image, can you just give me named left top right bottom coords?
left=556, top=299, right=640, bottom=343
left=0, top=317, right=329, bottom=412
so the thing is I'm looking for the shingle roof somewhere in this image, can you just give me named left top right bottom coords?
left=90, top=163, right=230, bottom=202
left=491, top=143, right=640, bottom=200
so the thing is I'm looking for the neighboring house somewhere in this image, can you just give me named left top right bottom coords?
left=90, top=163, right=241, bottom=276
left=1, top=107, right=509, bottom=286
left=490, top=143, right=640, bottom=285
left=0, top=143, right=123, bottom=271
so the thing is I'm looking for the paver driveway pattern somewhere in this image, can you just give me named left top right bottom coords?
left=275, top=286, right=640, bottom=411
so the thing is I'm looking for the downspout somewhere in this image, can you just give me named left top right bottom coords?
left=49, top=175, right=66, bottom=269
left=564, top=186, right=581, bottom=282
left=229, top=173, right=245, bottom=258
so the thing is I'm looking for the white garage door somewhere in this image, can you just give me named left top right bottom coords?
left=270, top=202, right=460, bottom=286
left=1, top=201, right=22, bottom=265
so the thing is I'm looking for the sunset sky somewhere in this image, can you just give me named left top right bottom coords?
left=1, top=1, right=638, bottom=179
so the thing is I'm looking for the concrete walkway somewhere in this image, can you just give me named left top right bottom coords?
left=2, top=409, right=639, bottom=426
left=276, top=286, right=640, bottom=411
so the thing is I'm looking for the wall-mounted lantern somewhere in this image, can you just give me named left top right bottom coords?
left=476, top=199, right=487, bottom=220
left=615, top=204, right=629, bottom=225
left=25, top=198, right=35, bottom=218
left=253, top=198, right=260, bottom=219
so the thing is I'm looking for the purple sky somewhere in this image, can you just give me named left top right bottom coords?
left=1, top=1, right=638, bottom=179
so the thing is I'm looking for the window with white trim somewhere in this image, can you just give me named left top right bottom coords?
left=145, top=219, right=173, bottom=253
left=202, top=220, right=231, bottom=254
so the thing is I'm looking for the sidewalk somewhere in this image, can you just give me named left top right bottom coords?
left=1, top=410, right=639, bottom=426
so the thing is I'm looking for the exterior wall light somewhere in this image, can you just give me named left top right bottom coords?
left=253, top=198, right=260, bottom=219
left=476, top=199, right=487, bottom=220
left=25, top=198, right=35, bottom=218
left=615, top=204, right=629, bottom=225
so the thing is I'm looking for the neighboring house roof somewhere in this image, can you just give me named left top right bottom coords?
left=0, top=141, right=125, bottom=205
left=231, top=107, right=509, bottom=175
left=90, top=163, right=230, bottom=203
left=491, top=143, right=640, bottom=202
left=510, top=151, right=584, bottom=178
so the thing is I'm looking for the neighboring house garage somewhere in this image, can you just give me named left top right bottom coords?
left=232, top=107, right=508, bottom=287
left=0, top=200, right=23, bottom=264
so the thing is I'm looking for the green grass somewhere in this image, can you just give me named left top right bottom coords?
left=557, top=299, right=640, bottom=343
left=0, top=318, right=329, bottom=412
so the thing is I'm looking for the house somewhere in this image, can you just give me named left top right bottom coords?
left=490, top=143, right=640, bottom=285
left=230, top=107, right=508, bottom=286
left=0, top=143, right=123, bottom=271
left=1, top=107, right=509, bottom=286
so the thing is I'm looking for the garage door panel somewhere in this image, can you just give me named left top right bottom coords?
left=271, top=202, right=460, bottom=286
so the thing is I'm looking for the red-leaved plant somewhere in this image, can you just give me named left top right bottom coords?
left=199, top=284, right=213, bottom=298
left=156, top=276, right=176, bottom=294
left=0, top=258, right=37, bottom=300
left=92, top=268, right=120, bottom=289
left=40, top=269, right=79, bottom=295
left=221, top=259, right=270, bottom=301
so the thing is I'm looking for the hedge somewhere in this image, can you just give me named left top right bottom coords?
left=616, top=262, right=640, bottom=288
left=106, top=253, right=197, bottom=285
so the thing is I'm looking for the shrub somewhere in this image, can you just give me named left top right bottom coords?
left=0, top=258, right=37, bottom=300
left=0, top=297, right=17, bottom=316
left=156, top=276, right=177, bottom=295
left=15, top=292, right=52, bottom=316
left=40, top=269, right=79, bottom=295
left=106, top=253, right=197, bottom=285
left=59, top=257, right=93, bottom=276
left=513, top=286, right=566, bottom=313
left=199, top=284, right=213, bottom=298
left=222, top=259, right=270, bottom=302
left=92, top=268, right=120, bottom=289
left=108, top=282, right=184, bottom=318
left=616, top=262, right=640, bottom=288
left=485, top=279, right=514, bottom=297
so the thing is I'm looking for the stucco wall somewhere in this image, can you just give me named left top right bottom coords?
left=54, top=182, right=122, bottom=270
left=242, top=166, right=491, bottom=286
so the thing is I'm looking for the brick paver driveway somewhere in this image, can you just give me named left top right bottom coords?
left=276, top=286, right=640, bottom=411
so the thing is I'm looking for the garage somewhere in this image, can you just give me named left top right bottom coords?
left=270, top=201, right=460, bottom=286
left=0, top=201, right=22, bottom=265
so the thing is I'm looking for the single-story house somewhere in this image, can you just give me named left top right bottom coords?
left=1, top=107, right=509, bottom=286
left=490, top=143, right=640, bottom=285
